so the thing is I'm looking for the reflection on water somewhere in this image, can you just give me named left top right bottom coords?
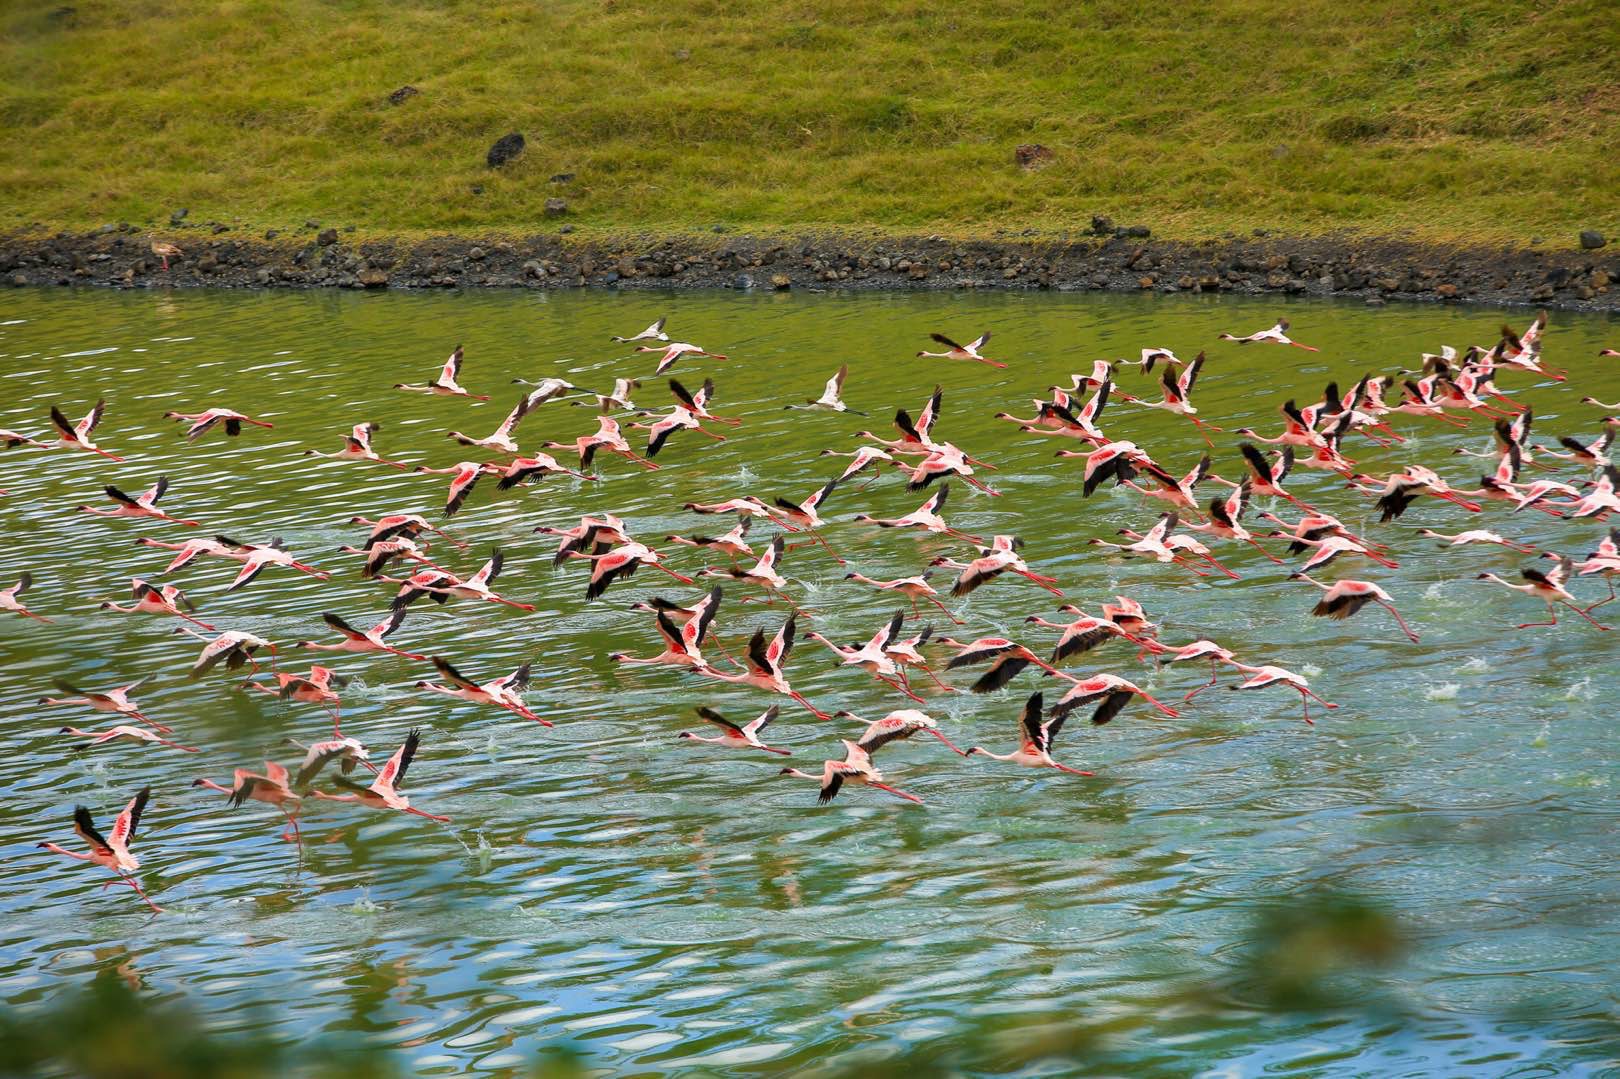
left=1, top=288, right=1618, bottom=1074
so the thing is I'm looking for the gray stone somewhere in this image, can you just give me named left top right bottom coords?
left=388, top=85, right=419, bottom=106
left=734, top=273, right=754, bottom=289
left=549, top=173, right=575, bottom=184
left=358, top=268, right=388, bottom=288
left=317, top=228, right=338, bottom=245
left=558, top=224, right=575, bottom=234
left=1126, top=225, right=1151, bottom=238
left=264, top=229, right=279, bottom=240
left=467, top=246, right=486, bottom=261
left=544, top=198, right=568, bottom=216
left=169, top=208, right=188, bottom=225
left=1580, top=230, right=1606, bottom=250
left=487, top=132, right=526, bottom=168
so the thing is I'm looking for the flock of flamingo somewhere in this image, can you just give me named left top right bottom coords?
left=6, top=309, right=1618, bottom=914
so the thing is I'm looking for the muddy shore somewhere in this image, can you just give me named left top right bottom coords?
left=4, top=226, right=1617, bottom=312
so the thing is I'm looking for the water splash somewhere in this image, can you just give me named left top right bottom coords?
left=1423, top=682, right=1460, bottom=701
left=1458, top=656, right=1492, bottom=674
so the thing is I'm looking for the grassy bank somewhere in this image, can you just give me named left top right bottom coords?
left=3, top=1, right=1616, bottom=245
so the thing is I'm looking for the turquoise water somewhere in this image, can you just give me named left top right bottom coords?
left=1, top=288, right=1617, bottom=1075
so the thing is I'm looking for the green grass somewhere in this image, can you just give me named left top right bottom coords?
left=3, top=0, right=1617, bottom=244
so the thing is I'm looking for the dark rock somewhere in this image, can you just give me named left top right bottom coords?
left=1014, top=144, right=1054, bottom=169
left=521, top=259, right=544, bottom=278
left=674, top=48, right=691, bottom=61
left=603, top=271, right=620, bottom=284
left=212, top=224, right=229, bottom=234
left=1530, top=236, right=1544, bottom=246
left=196, top=253, right=220, bottom=273
left=255, top=269, right=272, bottom=284
left=487, top=132, right=526, bottom=169
left=770, top=273, right=792, bottom=290
left=169, top=208, right=188, bottom=225
left=467, top=246, right=486, bottom=261
left=1090, top=215, right=1113, bottom=235
left=549, top=173, right=575, bottom=184
left=734, top=273, right=754, bottom=289
left=544, top=198, right=568, bottom=217
left=317, top=228, right=338, bottom=246
left=712, top=225, right=728, bottom=233
left=470, top=184, right=484, bottom=195
left=264, top=229, right=279, bottom=240
left=1126, top=225, right=1151, bottom=238
left=344, top=225, right=355, bottom=233
left=358, top=268, right=388, bottom=288
left=558, top=224, right=575, bottom=234
left=388, top=85, right=419, bottom=106
left=1580, top=230, right=1606, bottom=250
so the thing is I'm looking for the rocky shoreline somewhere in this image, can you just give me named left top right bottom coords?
left=5, top=224, right=1618, bottom=311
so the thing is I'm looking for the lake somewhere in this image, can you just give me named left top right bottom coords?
left=1, top=287, right=1617, bottom=1076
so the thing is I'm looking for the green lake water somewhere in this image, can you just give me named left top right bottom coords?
left=1, top=287, right=1617, bottom=1075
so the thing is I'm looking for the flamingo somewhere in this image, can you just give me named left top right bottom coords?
left=1122, top=454, right=1214, bottom=516
left=49, top=400, right=123, bottom=460
left=1476, top=557, right=1610, bottom=630
left=787, top=364, right=865, bottom=414
left=1569, top=529, right=1620, bottom=609
left=38, top=675, right=164, bottom=732
left=1063, top=439, right=1155, bottom=497
left=1218, top=318, right=1317, bottom=350
left=1048, top=673, right=1181, bottom=724
left=572, top=540, right=694, bottom=600
left=416, top=461, right=503, bottom=517
left=219, top=537, right=330, bottom=591
left=289, top=736, right=374, bottom=788
left=1288, top=572, right=1421, bottom=642
left=843, top=569, right=963, bottom=623
left=416, top=656, right=547, bottom=724
left=163, top=408, right=274, bottom=440
left=1362, top=465, right=1482, bottom=521
left=175, top=626, right=277, bottom=677
left=37, top=788, right=162, bottom=912
left=1237, top=444, right=1312, bottom=510
left=612, top=316, right=669, bottom=343
left=819, top=446, right=897, bottom=485
left=879, top=623, right=955, bottom=692
left=1024, top=607, right=1138, bottom=665
left=1088, top=512, right=1207, bottom=575
left=297, top=609, right=427, bottom=660
left=700, top=535, right=805, bottom=611
left=636, top=341, right=727, bottom=375
left=853, top=484, right=983, bottom=544
left=242, top=665, right=349, bottom=733
left=1536, top=428, right=1615, bottom=470
left=965, top=692, right=1094, bottom=776
left=341, top=535, right=442, bottom=580
left=939, top=635, right=1063, bottom=693
left=1186, top=480, right=1282, bottom=562
left=193, top=762, right=303, bottom=844
left=1, top=427, right=51, bottom=449
left=905, top=442, right=1002, bottom=497
left=100, top=579, right=214, bottom=630
left=671, top=378, right=742, bottom=427
left=1417, top=528, right=1538, bottom=554
left=1156, top=639, right=1246, bottom=701
left=397, top=548, right=534, bottom=610
left=1228, top=663, right=1338, bottom=724
left=1001, top=379, right=1111, bottom=443
left=395, top=345, right=488, bottom=399
left=77, top=477, right=199, bottom=527
left=303, top=422, right=410, bottom=469
left=805, top=610, right=924, bottom=701
left=58, top=724, right=199, bottom=753
left=857, top=386, right=945, bottom=456
left=635, top=405, right=728, bottom=457
left=777, top=740, right=922, bottom=804
left=582, top=377, right=643, bottom=413
left=668, top=516, right=755, bottom=560
left=1116, top=352, right=1221, bottom=445
left=544, top=415, right=660, bottom=471
left=348, top=512, right=466, bottom=551
left=494, top=452, right=597, bottom=490
left=447, top=392, right=540, bottom=454
left=770, top=476, right=845, bottom=561
left=1, top=572, right=52, bottom=622
left=612, top=590, right=722, bottom=672
left=678, top=705, right=790, bottom=755
left=837, top=708, right=967, bottom=756
left=308, top=729, right=451, bottom=822
left=693, top=614, right=830, bottom=719
left=917, top=331, right=1003, bottom=368
left=682, top=495, right=788, bottom=525
left=932, top=534, right=1063, bottom=597
left=535, top=514, right=632, bottom=566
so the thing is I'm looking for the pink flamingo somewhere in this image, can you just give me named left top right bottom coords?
left=1048, top=673, right=1180, bottom=724
left=37, top=788, right=162, bottom=912
left=678, top=705, right=790, bottom=755
left=78, top=477, right=198, bottom=527
left=49, top=400, right=123, bottom=460
left=965, top=691, right=1094, bottom=776
left=309, top=729, right=451, bottom=821
left=777, top=740, right=923, bottom=804
left=304, top=422, right=411, bottom=469
left=100, top=579, right=214, bottom=630
left=1, top=572, right=52, bottom=622
left=163, top=408, right=274, bottom=440
left=917, top=330, right=1003, bottom=368
left=1289, top=572, right=1421, bottom=642
left=1476, top=557, right=1610, bottom=630
left=394, top=344, right=488, bottom=399
left=1219, top=317, right=1317, bottom=350
left=416, top=656, right=548, bottom=724
left=58, top=724, right=199, bottom=753
left=193, top=762, right=303, bottom=844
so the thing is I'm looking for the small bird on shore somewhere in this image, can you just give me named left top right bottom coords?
left=150, top=240, right=181, bottom=272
